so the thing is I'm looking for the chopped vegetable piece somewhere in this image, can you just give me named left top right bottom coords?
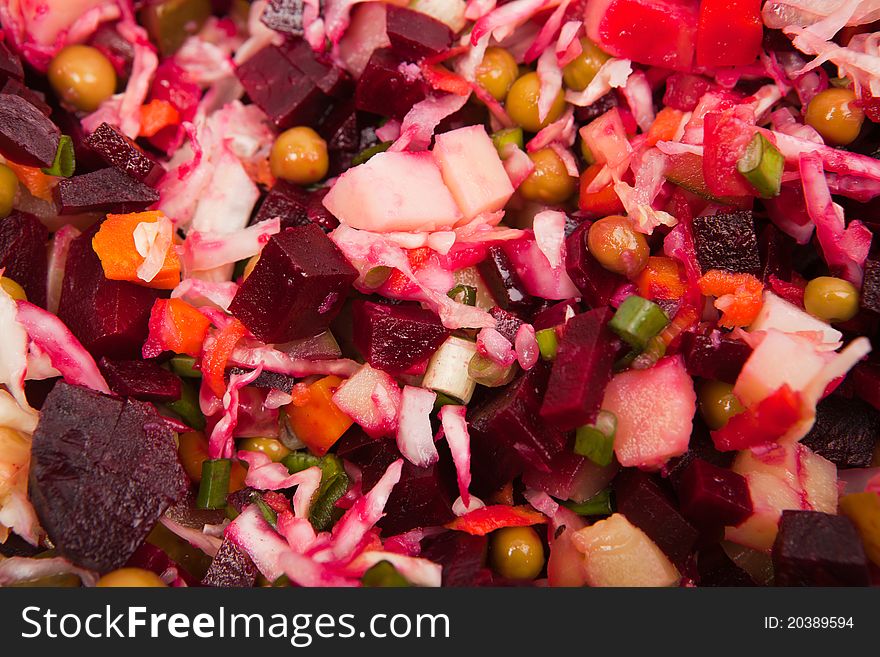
left=608, top=295, right=669, bottom=349
left=635, top=256, right=686, bottom=301
left=362, top=560, right=410, bottom=587
left=535, top=327, right=558, bottom=361
left=91, top=211, right=180, bottom=290
left=574, top=411, right=617, bottom=467
left=169, top=355, right=200, bottom=378
left=491, top=127, right=524, bottom=155
left=422, top=336, right=478, bottom=404
left=736, top=133, right=783, bottom=198
left=351, top=141, right=392, bottom=166
left=143, top=298, right=213, bottom=359
left=165, top=380, right=205, bottom=431
left=139, top=99, right=181, bottom=138
left=698, top=270, right=764, bottom=328
left=40, top=134, right=74, bottom=177
left=446, top=505, right=546, bottom=536
left=468, top=353, right=516, bottom=388
left=285, top=376, right=354, bottom=456
left=564, top=489, right=613, bottom=516
left=201, top=318, right=248, bottom=398
left=447, top=284, right=477, bottom=306
left=197, top=459, right=232, bottom=510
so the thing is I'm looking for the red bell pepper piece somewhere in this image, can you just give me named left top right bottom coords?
left=711, top=384, right=803, bottom=451
left=696, top=0, right=763, bottom=69
left=201, top=318, right=248, bottom=398
left=446, top=505, right=546, bottom=536
left=578, top=163, right=624, bottom=217
left=382, top=246, right=436, bottom=296
left=142, top=298, right=212, bottom=359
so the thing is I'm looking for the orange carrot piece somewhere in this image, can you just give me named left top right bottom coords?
left=636, top=256, right=687, bottom=300
left=645, top=106, right=685, bottom=146
left=286, top=375, right=354, bottom=456
left=201, top=318, right=248, bottom=398
left=698, top=269, right=764, bottom=328
left=446, top=505, right=547, bottom=536
left=139, top=99, right=181, bottom=138
left=144, top=298, right=212, bottom=358
left=92, top=211, right=180, bottom=289
left=4, top=160, right=55, bottom=202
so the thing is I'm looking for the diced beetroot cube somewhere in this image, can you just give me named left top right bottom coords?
left=98, top=358, right=183, bottom=403
left=532, top=299, right=578, bottom=330
left=603, top=355, right=696, bottom=470
left=227, top=367, right=296, bottom=393
left=58, top=225, right=163, bottom=360
left=801, top=395, right=880, bottom=468
left=29, top=382, right=188, bottom=573
left=680, top=330, right=752, bottom=384
left=236, top=45, right=329, bottom=129
left=697, top=543, right=756, bottom=586
left=469, top=363, right=566, bottom=495
left=0, top=42, right=23, bottom=84
left=0, top=93, right=60, bottom=167
left=85, top=122, right=166, bottom=186
left=433, top=125, right=514, bottom=220
left=57, top=168, right=160, bottom=215
left=385, top=5, right=453, bottom=60
left=420, top=530, right=489, bottom=587
left=523, top=450, right=617, bottom=503
left=352, top=300, right=450, bottom=375
left=260, top=0, right=305, bottom=36
left=675, top=458, right=752, bottom=528
left=489, top=306, right=524, bottom=343
left=202, top=538, right=258, bottom=587
left=1, top=78, right=52, bottom=116
left=477, top=245, right=538, bottom=316
left=585, top=0, right=699, bottom=71
left=662, top=73, right=717, bottom=112
left=0, top=211, right=48, bottom=308
left=229, top=224, right=358, bottom=342
left=319, top=101, right=362, bottom=175
left=540, top=307, right=618, bottom=430
left=280, top=39, right=353, bottom=99
left=565, top=222, right=624, bottom=308
left=251, top=179, right=311, bottom=229
left=323, top=150, right=461, bottom=232
left=615, top=469, right=699, bottom=568
left=691, top=210, right=761, bottom=275
left=852, top=361, right=880, bottom=411
left=336, top=429, right=456, bottom=534
left=772, top=510, right=870, bottom=586
left=759, top=223, right=794, bottom=284
left=355, top=47, right=428, bottom=120
left=306, top=188, right=339, bottom=232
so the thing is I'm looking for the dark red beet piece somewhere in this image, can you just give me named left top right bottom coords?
left=0, top=42, right=23, bottom=84
left=229, top=224, right=358, bottom=342
left=1, top=78, right=52, bottom=116
left=691, top=210, right=761, bottom=275
left=540, top=307, right=618, bottom=430
left=98, top=358, right=183, bottom=403
left=281, top=39, right=352, bottom=99
left=319, top=101, right=370, bottom=176
left=759, top=223, right=794, bottom=284
left=202, top=538, right=258, bottom=588
left=227, top=367, right=296, bottom=393
left=58, top=225, right=163, bottom=360
left=260, top=0, right=305, bottom=36
left=352, top=300, right=450, bottom=375
left=236, top=44, right=329, bottom=129
left=488, top=306, right=524, bottom=343
left=57, top=167, right=160, bottom=215
left=664, top=426, right=735, bottom=490
left=355, top=48, right=428, bottom=120
left=477, top=245, right=538, bottom=316
left=674, top=458, right=752, bottom=528
left=860, top=256, right=880, bottom=314
left=336, top=429, right=456, bottom=534
left=680, top=329, right=752, bottom=384
left=0, top=532, right=41, bottom=558
left=469, top=363, right=566, bottom=495
left=614, top=469, right=699, bottom=569
left=28, top=382, right=188, bottom=573
left=85, top=122, right=166, bottom=186
left=532, top=299, right=578, bottom=330
left=305, top=188, right=339, bottom=232
left=90, top=22, right=135, bottom=78
left=385, top=5, right=453, bottom=60
left=251, top=179, right=311, bottom=228
left=565, top=221, right=623, bottom=308
left=0, top=93, right=60, bottom=167
left=420, top=531, right=489, bottom=587
left=697, top=543, right=755, bottom=586
left=800, top=395, right=880, bottom=468
left=852, top=361, right=880, bottom=411
left=0, top=211, right=48, bottom=307
left=772, top=511, right=870, bottom=586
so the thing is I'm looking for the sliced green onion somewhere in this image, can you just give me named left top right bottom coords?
left=468, top=353, right=516, bottom=388
left=609, top=295, right=669, bottom=349
left=352, top=141, right=392, bottom=166
left=165, top=380, right=205, bottom=431
left=169, top=355, right=201, bottom=378
left=225, top=503, right=240, bottom=521
left=363, top=266, right=392, bottom=289
left=432, top=391, right=461, bottom=412
left=423, top=336, right=478, bottom=404
left=362, top=560, right=411, bottom=587
left=573, top=411, right=617, bottom=467
left=535, top=327, right=559, bottom=360
left=447, top=284, right=476, bottom=306
left=41, top=135, right=75, bottom=177
left=282, top=451, right=322, bottom=474
left=630, top=334, right=667, bottom=370
left=254, top=496, right=278, bottom=527
left=491, top=127, right=524, bottom=156
left=736, top=132, right=783, bottom=198
left=564, top=488, right=613, bottom=516
left=196, top=459, right=231, bottom=509
left=309, top=471, right=349, bottom=532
